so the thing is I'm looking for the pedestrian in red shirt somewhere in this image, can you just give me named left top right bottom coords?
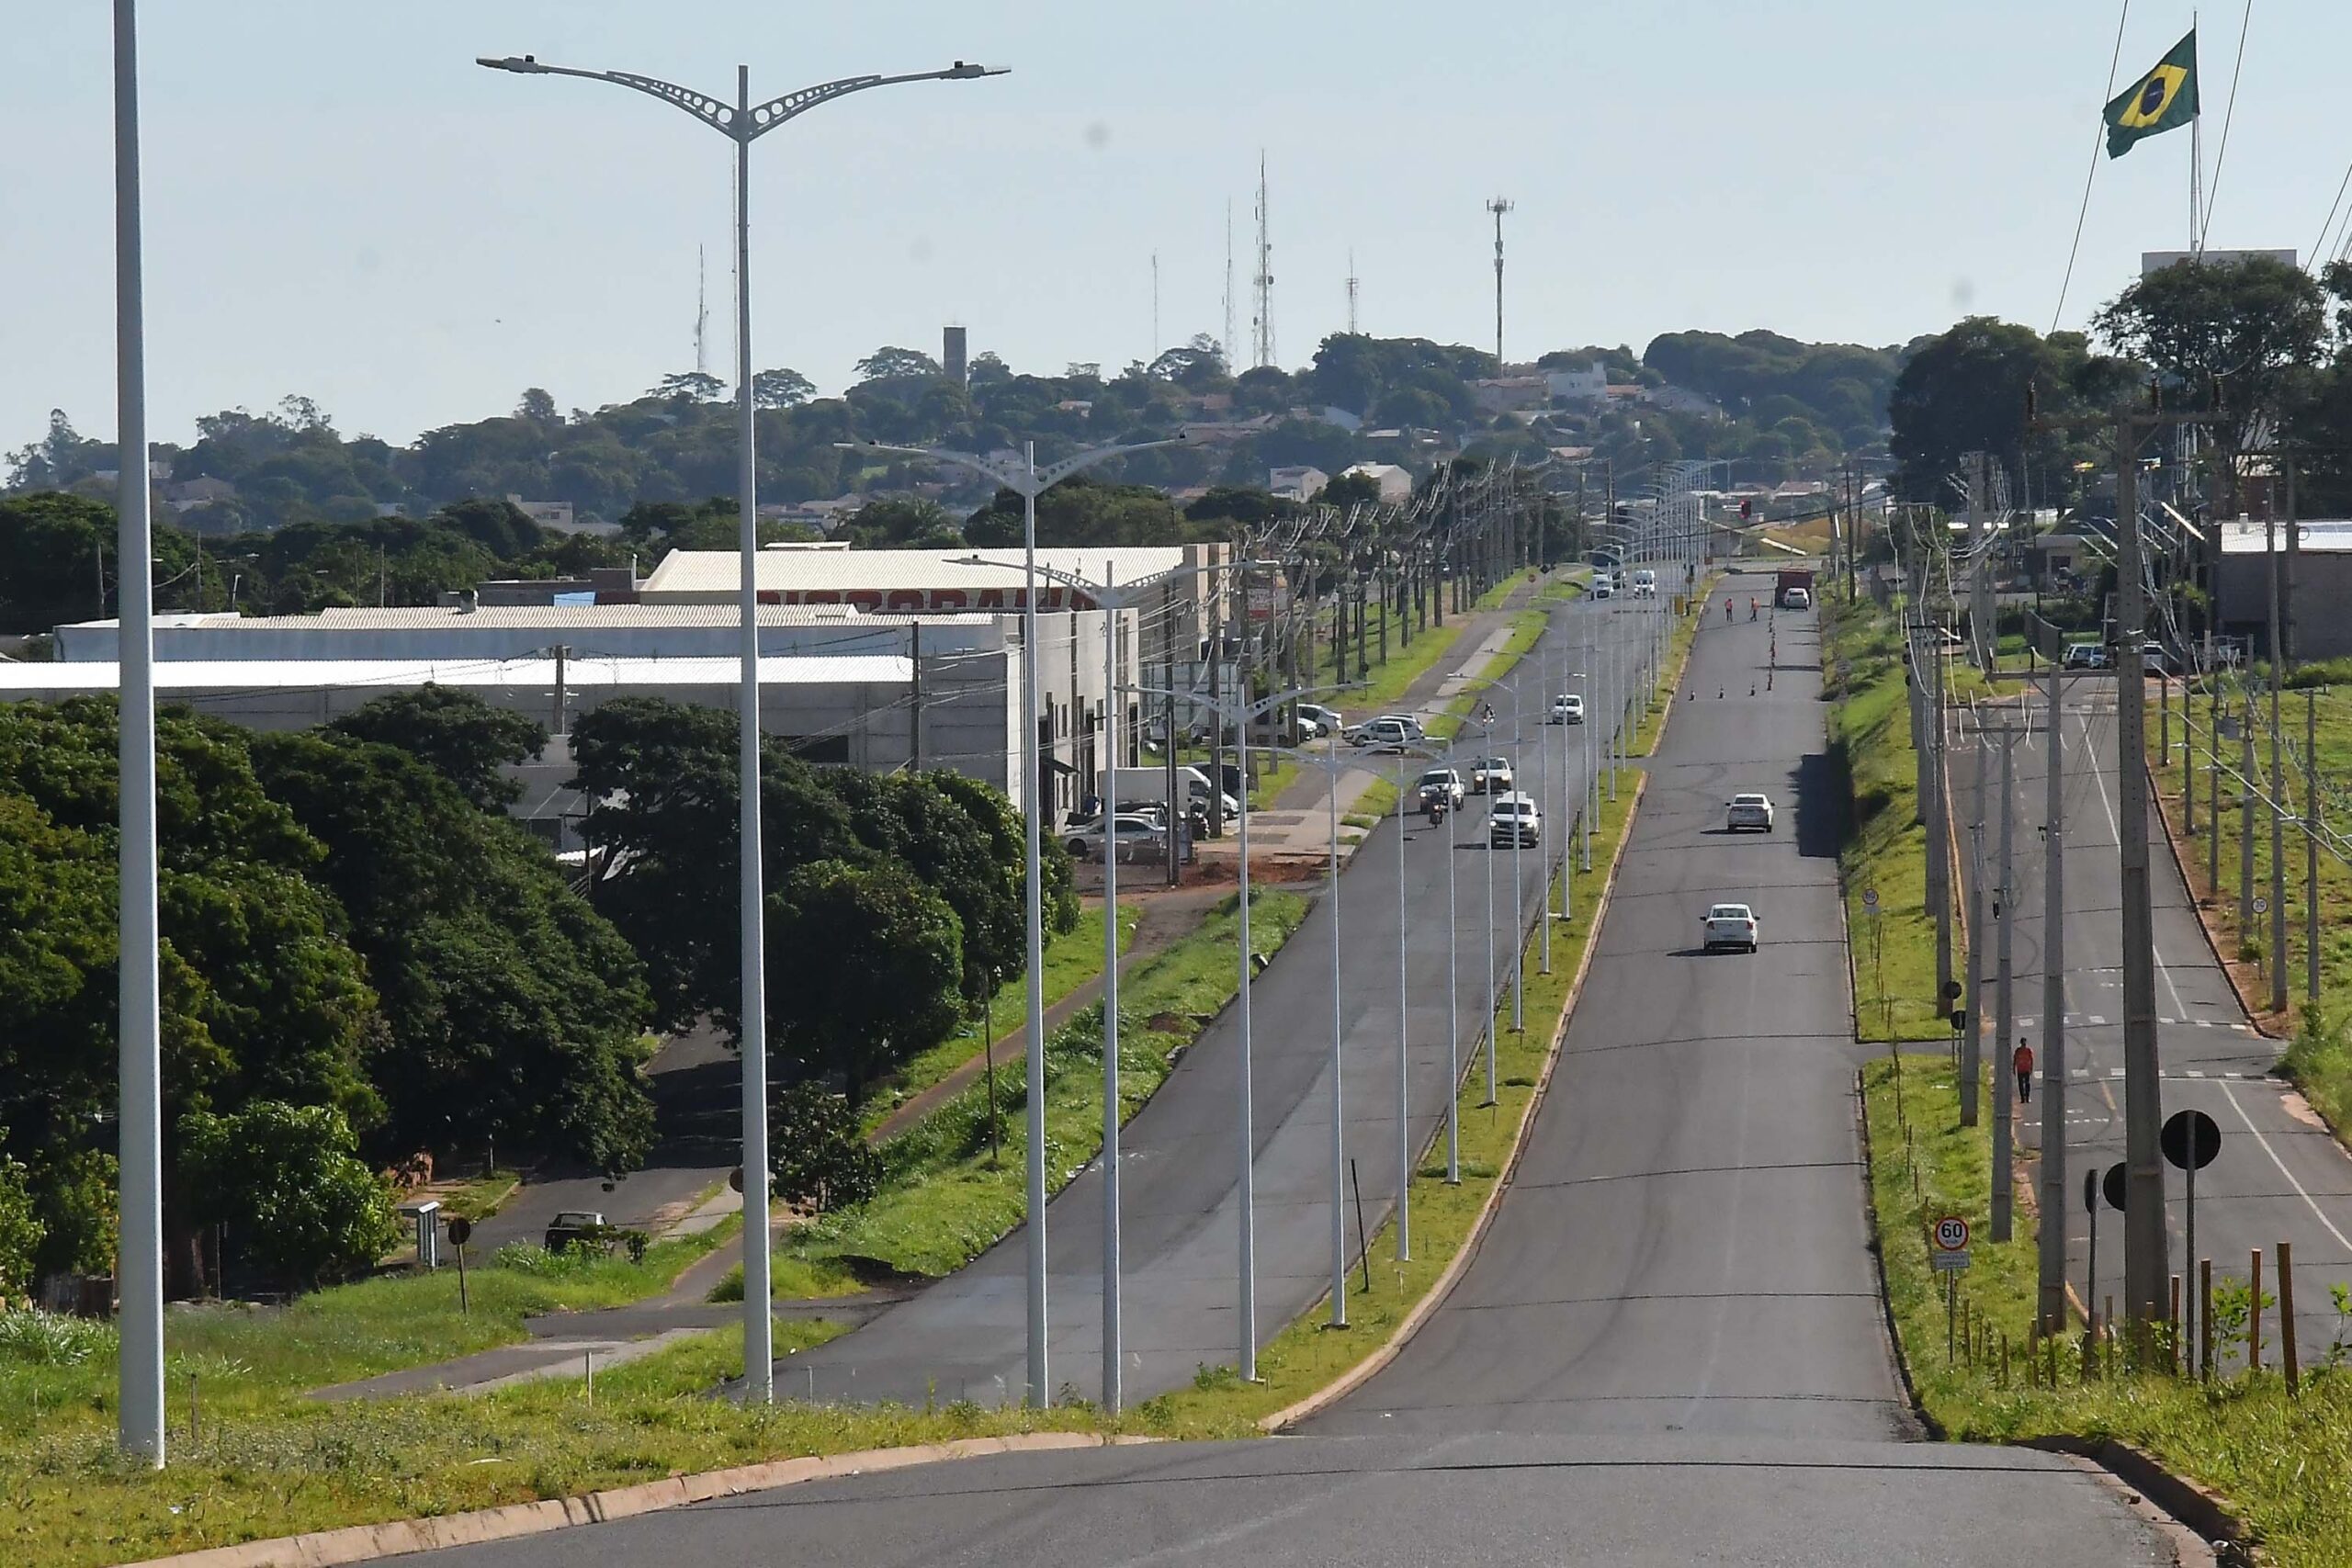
left=2013, top=1041, right=2035, bottom=1105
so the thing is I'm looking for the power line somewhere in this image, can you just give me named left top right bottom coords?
left=2052, top=0, right=2136, bottom=333
left=2197, top=0, right=2257, bottom=252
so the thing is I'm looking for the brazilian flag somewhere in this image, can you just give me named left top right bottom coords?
left=2105, top=29, right=2199, bottom=158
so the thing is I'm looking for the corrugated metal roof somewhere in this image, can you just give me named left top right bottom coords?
left=0, top=654, right=914, bottom=692
left=640, top=546, right=1191, bottom=597
left=59, top=604, right=992, bottom=632
left=2219, top=520, right=2352, bottom=554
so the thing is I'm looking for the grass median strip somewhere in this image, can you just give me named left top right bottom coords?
left=1863, top=1053, right=2352, bottom=1568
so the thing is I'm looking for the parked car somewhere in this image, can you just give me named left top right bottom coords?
left=1488, top=791, right=1543, bottom=847
left=1468, top=756, right=1516, bottom=795
left=2062, top=642, right=2112, bottom=671
left=2141, top=640, right=2172, bottom=674
left=1702, top=902, right=1759, bottom=953
left=1725, top=792, right=1775, bottom=832
left=1417, top=766, right=1466, bottom=809
left=545, top=1210, right=609, bottom=1254
left=1064, top=813, right=1168, bottom=862
left=1345, top=716, right=1425, bottom=750
left=1550, top=694, right=1586, bottom=725
left=1297, top=703, right=1343, bottom=739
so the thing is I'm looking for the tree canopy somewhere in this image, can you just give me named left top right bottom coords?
left=328, top=686, right=548, bottom=811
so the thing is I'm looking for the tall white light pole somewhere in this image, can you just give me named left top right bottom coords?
left=1391, top=751, right=1411, bottom=1260
left=479, top=47, right=1003, bottom=1410
left=1536, top=631, right=1553, bottom=974
left=1328, top=743, right=1348, bottom=1325
left=851, top=437, right=1177, bottom=1407
left=114, top=0, right=164, bottom=1467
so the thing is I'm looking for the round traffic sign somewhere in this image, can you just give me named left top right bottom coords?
left=2103, top=1161, right=2129, bottom=1213
left=444, top=1214, right=472, bottom=1248
left=1933, top=1215, right=1970, bottom=1252
left=1863, top=889, right=1880, bottom=912
left=2162, top=1109, right=2222, bottom=1171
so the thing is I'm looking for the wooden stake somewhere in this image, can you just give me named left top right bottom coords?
left=2103, top=1296, right=2114, bottom=1380
left=2279, top=1240, right=2301, bottom=1395
left=2001, top=1327, right=2010, bottom=1388
left=2199, top=1258, right=2214, bottom=1383
left=2169, top=1274, right=2182, bottom=1376
left=2251, top=1249, right=2265, bottom=1374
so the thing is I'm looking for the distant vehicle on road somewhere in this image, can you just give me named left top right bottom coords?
left=1780, top=585, right=1812, bottom=610
left=1590, top=581, right=1616, bottom=601
left=2141, top=640, right=2173, bottom=674
left=1488, top=791, right=1542, bottom=847
left=1296, top=703, right=1343, bottom=739
left=1725, top=792, right=1775, bottom=832
left=545, top=1210, right=607, bottom=1254
left=1468, top=756, right=1516, bottom=795
left=1702, top=902, right=1759, bottom=953
left=1416, top=766, right=1465, bottom=809
left=2062, top=642, right=2112, bottom=671
left=1550, top=694, right=1585, bottom=725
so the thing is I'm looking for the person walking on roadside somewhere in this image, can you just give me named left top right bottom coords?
left=2014, top=1040, right=2035, bottom=1105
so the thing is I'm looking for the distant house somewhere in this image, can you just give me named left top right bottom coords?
left=162, top=476, right=238, bottom=513
left=1644, top=385, right=1720, bottom=417
left=1268, top=466, right=1329, bottom=502
left=1471, top=376, right=1550, bottom=414
left=1340, top=462, right=1415, bottom=504
left=1545, top=363, right=1610, bottom=404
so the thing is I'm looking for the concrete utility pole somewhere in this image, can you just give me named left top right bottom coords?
left=1928, top=604, right=1953, bottom=1012
left=2240, top=710, right=2256, bottom=932
left=1962, top=735, right=1986, bottom=1128
left=1993, top=726, right=2018, bottom=1243
left=2038, top=649, right=2070, bottom=1330
left=1969, top=453, right=1995, bottom=671
left=2267, top=510, right=2288, bottom=1015
left=2309, top=686, right=2324, bottom=1007
left=2114, top=428, right=2167, bottom=1328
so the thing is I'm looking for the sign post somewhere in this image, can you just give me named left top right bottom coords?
left=446, top=1214, right=473, bottom=1314
left=2163, top=1109, right=2222, bottom=1374
left=1932, top=1214, right=1971, bottom=1362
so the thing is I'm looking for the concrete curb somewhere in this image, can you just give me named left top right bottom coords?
left=1850, top=1066, right=1939, bottom=1443
left=121, top=1432, right=1151, bottom=1568
left=2149, top=778, right=2282, bottom=1043
left=1258, top=771, right=1650, bottom=1433
left=2021, top=1437, right=2256, bottom=1564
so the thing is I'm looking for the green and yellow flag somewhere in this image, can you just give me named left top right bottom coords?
left=2105, top=29, right=2199, bottom=158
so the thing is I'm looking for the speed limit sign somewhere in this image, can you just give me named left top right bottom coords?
left=1933, top=1215, right=1970, bottom=1252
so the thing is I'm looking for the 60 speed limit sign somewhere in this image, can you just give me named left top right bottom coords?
left=1931, top=1214, right=1972, bottom=1271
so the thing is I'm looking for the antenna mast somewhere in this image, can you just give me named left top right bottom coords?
left=695, top=245, right=710, bottom=379
left=1487, top=197, right=1513, bottom=371
left=1346, top=249, right=1360, bottom=335
left=1223, top=200, right=1237, bottom=371
left=1251, top=155, right=1276, bottom=369
left=1151, top=252, right=1160, bottom=361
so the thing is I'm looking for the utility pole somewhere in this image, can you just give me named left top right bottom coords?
left=2268, top=508, right=2288, bottom=1015
left=2038, top=648, right=2070, bottom=1330
left=1962, top=734, right=1986, bottom=1127
left=1929, top=602, right=1953, bottom=1012
left=1969, top=453, right=1994, bottom=671
left=2309, top=685, right=2324, bottom=1007
left=1993, top=726, right=2018, bottom=1243
left=1486, top=197, right=1513, bottom=371
left=2114, top=423, right=2167, bottom=1329
left=2241, top=709, right=2256, bottom=932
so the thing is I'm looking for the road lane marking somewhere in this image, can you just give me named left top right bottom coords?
left=2218, top=1077, right=2352, bottom=1254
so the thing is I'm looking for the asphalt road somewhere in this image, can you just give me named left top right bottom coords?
left=1307, top=570, right=1911, bottom=1438
left=770, top=583, right=1671, bottom=1407
left=414, top=571, right=2178, bottom=1566
left=1955, top=680, right=2352, bottom=1361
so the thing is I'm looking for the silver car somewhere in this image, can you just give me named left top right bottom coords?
left=1725, top=792, right=1775, bottom=832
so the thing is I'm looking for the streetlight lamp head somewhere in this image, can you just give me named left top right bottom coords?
left=944, top=62, right=1011, bottom=78
left=477, top=55, right=548, bottom=73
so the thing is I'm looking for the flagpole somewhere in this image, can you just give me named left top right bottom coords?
left=2189, top=9, right=2202, bottom=251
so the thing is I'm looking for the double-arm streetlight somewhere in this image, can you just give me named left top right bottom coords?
left=846, top=437, right=1177, bottom=1408
left=479, top=47, right=1004, bottom=1409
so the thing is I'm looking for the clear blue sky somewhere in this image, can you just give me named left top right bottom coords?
left=4, top=1, right=2338, bottom=450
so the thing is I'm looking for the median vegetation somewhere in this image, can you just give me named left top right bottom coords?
left=1863, top=1054, right=2352, bottom=1567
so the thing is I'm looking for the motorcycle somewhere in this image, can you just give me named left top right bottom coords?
left=1419, top=784, right=1453, bottom=826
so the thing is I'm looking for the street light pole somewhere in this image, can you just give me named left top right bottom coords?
left=852, top=438, right=1176, bottom=1408
left=1393, top=753, right=1411, bottom=1259
left=479, top=46, right=1003, bottom=1410
left=114, top=0, right=165, bottom=1467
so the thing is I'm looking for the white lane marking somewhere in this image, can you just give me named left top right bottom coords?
left=2076, top=710, right=2195, bottom=1022
left=2218, top=1077, right=2352, bottom=1254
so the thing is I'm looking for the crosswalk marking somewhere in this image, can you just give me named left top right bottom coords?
left=2015, top=1013, right=2256, bottom=1033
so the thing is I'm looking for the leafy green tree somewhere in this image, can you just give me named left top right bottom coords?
left=1887, top=318, right=2133, bottom=504
left=1314, top=470, right=1383, bottom=510
left=854, top=346, right=944, bottom=382
left=753, top=368, right=817, bottom=409
left=766, top=1081, right=882, bottom=1212
left=840, top=496, right=964, bottom=550
left=0, top=1147, right=42, bottom=1301
left=329, top=685, right=548, bottom=810
left=180, top=1102, right=401, bottom=1290
left=962, top=473, right=1196, bottom=548
left=250, top=731, right=657, bottom=1175
left=822, top=771, right=1026, bottom=1005
left=767, top=859, right=963, bottom=1104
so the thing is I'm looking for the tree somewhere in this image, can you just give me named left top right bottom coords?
left=854, top=346, right=944, bottom=383
left=767, top=1081, right=882, bottom=1212
left=650, top=371, right=728, bottom=403
left=516, top=388, right=560, bottom=423
left=179, top=1102, right=401, bottom=1290
left=753, top=367, right=817, bottom=409
left=823, top=771, right=1027, bottom=1003
left=1314, top=470, right=1383, bottom=511
left=0, top=1147, right=40, bottom=1301
left=328, top=685, right=548, bottom=811
left=766, top=859, right=963, bottom=1104
left=2095, top=255, right=2328, bottom=514
left=1886, top=318, right=2133, bottom=505
left=250, top=730, right=657, bottom=1175
left=840, top=495, right=963, bottom=550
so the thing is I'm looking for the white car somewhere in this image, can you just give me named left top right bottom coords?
left=1488, top=792, right=1543, bottom=847
left=1725, top=792, right=1775, bottom=832
left=1550, top=694, right=1586, bottom=726
left=1416, top=766, right=1466, bottom=809
left=1297, top=703, right=1343, bottom=739
left=1468, top=756, right=1516, bottom=795
left=1702, top=902, right=1759, bottom=953
left=1590, top=581, right=1616, bottom=601
left=1346, top=716, right=1425, bottom=750
left=1780, top=585, right=1812, bottom=610
left=1630, top=581, right=1657, bottom=598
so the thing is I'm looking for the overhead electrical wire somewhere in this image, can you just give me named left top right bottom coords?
left=2197, top=0, right=2256, bottom=253
left=2053, top=0, right=2138, bottom=333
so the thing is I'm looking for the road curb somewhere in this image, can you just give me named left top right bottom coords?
left=2149, top=777, right=2281, bottom=1043
left=1850, top=1066, right=1939, bottom=1443
left=2021, top=1437, right=2256, bottom=1564
left=120, top=1432, right=1152, bottom=1568
left=1258, top=771, right=1650, bottom=1433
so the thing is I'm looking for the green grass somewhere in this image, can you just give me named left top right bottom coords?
left=434, top=1170, right=520, bottom=1224
left=1627, top=585, right=1711, bottom=758
left=1825, top=591, right=1950, bottom=1041
left=1863, top=1054, right=2352, bottom=1568
left=742, top=893, right=1312, bottom=1292
left=861, top=905, right=1139, bottom=1134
